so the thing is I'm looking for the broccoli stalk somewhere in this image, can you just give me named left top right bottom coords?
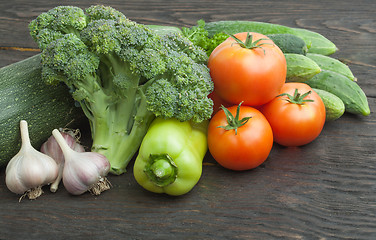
left=89, top=88, right=155, bottom=175
left=85, top=66, right=155, bottom=174
left=29, top=5, right=213, bottom=175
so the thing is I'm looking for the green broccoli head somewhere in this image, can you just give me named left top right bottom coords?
left=29, top=5, right=213, bottom=174
left=41, top=33, right=99, bottom=87
left=29, top=6, right=87, bottom=49
left=145, top=47, right=213, bottom=122
left=162, top=32, right=209, bottom=64
left=80, top=19, right=123, bottom=55
left=85, top=5, right=127, bottom=23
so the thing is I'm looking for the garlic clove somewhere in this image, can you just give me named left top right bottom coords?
left=5, top=120, right=59, bottom=201
left=62, top=152, right=108, bottom=195
left=41, top=129, right=85, bottom=164
left=5, top=159, right=28, bottom=194
left=52, top=129, right=111, bottom=196
left=41, top=129, right=85, bottom=193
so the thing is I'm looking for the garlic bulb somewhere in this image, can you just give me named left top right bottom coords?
left=41, top=129, right=85, bottom=193
left=51, top=129, right=111, bottom=195
left=5, top=120, right=59, bottom=201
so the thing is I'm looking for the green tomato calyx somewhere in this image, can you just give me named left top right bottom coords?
left=229, top=32, right=272, bottom=54
left=144, top=154, right=178, bottom=187
left=217, top=102, right=251, bottom=135
left=278, top=88, right=314, bottom=105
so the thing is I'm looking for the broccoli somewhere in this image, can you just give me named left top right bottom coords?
left=29, top=5, right=213, bottom=175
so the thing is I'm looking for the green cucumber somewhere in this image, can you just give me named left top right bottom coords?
left=312, top=88, right=345, bottom=121
left=285, top=53, right=321, bottom=82
left=306, top=70, right=370, bottom=116
left=204, top=20, right=337, bottom=55
left=306, top=53, right=356, bottom=81
left=0, top=54, right=86, bottom=167
left=291, top=28, right=337, bottom=55
left=267, top=34, right=308, bottom=55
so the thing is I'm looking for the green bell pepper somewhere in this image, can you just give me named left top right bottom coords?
left=133, top=117, right=208, bottom=196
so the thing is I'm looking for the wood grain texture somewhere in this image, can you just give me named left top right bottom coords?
left=0, top=0, right=375, bottom=239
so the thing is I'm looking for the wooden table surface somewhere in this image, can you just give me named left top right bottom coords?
left=0, top=0, right=375, bottom=239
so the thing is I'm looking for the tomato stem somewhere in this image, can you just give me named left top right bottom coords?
left=278, top=88, right=314, bottom=105
left=228, top=32, right=272, bottom=54
left=217, top=102, right=251, bottom=135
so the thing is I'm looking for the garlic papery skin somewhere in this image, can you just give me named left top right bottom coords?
left=41, top=129, right=85, bottom=193
left=5, top=120, right=59, bottom=201
left=52, top=129, right=111, bottom=196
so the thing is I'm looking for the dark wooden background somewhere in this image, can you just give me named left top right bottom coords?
left=0, top=0, right=375, bottom=239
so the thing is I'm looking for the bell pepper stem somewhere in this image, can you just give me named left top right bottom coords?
left=144, top=154, right=178, bottom=187
left=150, top=159, right=174, bottom=179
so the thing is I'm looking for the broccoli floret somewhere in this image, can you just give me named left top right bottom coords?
left=29, top=6, right=87, bottom=49
left=29, top=5, right=214, bottom=175
left=85, top=5, right=127, bottom=23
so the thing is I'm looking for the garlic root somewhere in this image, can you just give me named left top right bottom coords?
left=89, top=177, right=112, bottom=195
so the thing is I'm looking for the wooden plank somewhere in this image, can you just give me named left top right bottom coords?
left=0, top=0, right=375, bottom=239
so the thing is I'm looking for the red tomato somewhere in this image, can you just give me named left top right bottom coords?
left=261, top=82, right=326, bottom=147
left=208, top=104, right=273, bottom=171
left=208, top=32, right=286, bottom=106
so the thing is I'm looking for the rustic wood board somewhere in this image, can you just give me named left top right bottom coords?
left=0, top=0, right=375, bottom=239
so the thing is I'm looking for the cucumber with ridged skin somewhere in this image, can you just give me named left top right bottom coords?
left=285, top=53, right=321, bottom=82
left=267, top=34, right=308, bottom=55
left=306, top=70, right=370, bottom=116
left=313, top=88, right=345, bottom=121
left=204, top=20, right=337, bottom=55
left=0, top=54, right=86, bottom=167
left=148, top=25, right=309, bottom=56
left=306, top=53, right=356, bottom=81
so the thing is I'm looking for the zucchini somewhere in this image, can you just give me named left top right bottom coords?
left=306, top=53, right=356, bottom=81
left=313, top=88, right=345, bottom=121
left=0, top=54, right=86, bottom=167
left=285, top=53, right=321, bottom=82
left=267, top=34, right=308, bottom=55
left=306, top=70, right=370, bottom=116
left=204, top=20, right=337, bottom=55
